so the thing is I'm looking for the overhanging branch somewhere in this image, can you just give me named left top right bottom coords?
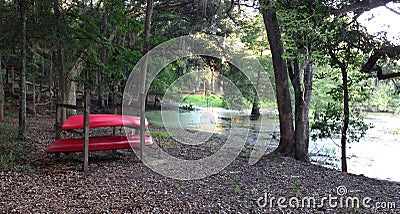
left=361, top=46, right=400, bottom=80
left=335, top=0, right=397, bottom=16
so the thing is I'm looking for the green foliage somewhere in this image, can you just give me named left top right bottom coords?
left=365, top=80, right=400, bottom=111
left=239, top=15, right=269, bottom=55
left=148, top=62, right=182, bottom=97
left=292, top=175, right=302, bottom=197
left=311, top=102, right=372, bottom=142
left=311, top=66, right=374, bottom=143
left=232, top=171, right=241, bottom=193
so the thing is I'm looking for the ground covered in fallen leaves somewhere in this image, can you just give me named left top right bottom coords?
left=1, top=111, right=399, bottom=213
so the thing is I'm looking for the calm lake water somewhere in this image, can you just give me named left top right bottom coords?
left=310, top=113, right=400, bottom=182
left=146, top=108, right=400, bottom=183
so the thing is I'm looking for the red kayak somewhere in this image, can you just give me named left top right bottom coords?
left=46, top=134, right=153, bottom=153
left=61, top=114, right=148, bottom=130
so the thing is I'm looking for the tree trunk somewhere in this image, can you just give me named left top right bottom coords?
left=53, top=0, right=66, bottom=123
left=260, top=1, right=295, bottom=156
left=251, top=99, right=260, bottom=120
left=328, top=50, right=348, bottom=172
left=49, top=52, right=54, bottom=110
left=56, top=48, right=66, bottom=121
left=251, top=57, right=262, bottom=120
left=83, top=80, right=90, bottom=172
left=341, top=67, right=349, bottom=172
left=0, top=54, right=4, bottom=120
left=18, top=0, right=27, bottom=139
left=32, top=51, right=36, bottom=115
left=65, top=58, right=81, bottom=116
left=0, top=1, right=4, bottom=120
left=288, top=56, right=312, bottom=162
left=139, top=0, right=153, bottom=160
left=98, top=8, right=109, bottom=110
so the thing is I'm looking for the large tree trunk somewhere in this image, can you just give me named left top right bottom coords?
left=260, top=1, right=295, bottom=156
left=0, top=54, right=4, bottom=120
left=18, top=0, right=27, bottom=139
left=288, top=56, right=312, bottom=162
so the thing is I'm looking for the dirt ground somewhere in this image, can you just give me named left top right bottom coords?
left=0, top=106, right=399, bottom=213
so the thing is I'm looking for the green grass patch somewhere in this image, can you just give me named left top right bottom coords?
left=182, top=94, right=228, bottom=109
left=0, top=124, right=18, bottom=143
left=150, top=130, right=171, bottom=139
left=0, top=126, right=25, bottom=170
left=0, top=124, right=30, bottom=171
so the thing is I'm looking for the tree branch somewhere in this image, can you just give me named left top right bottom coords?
left=335, top=0, right=397, bottom=16
left=361, top=46, right=400, bottom=80
left=385, top=5, right=400, bottom=15
left=361, top=46, right=400, bottom=71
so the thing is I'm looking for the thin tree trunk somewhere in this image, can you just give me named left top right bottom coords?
left=18, top=0, right=27, bottom=139
left=260, top=1, right=295, bottom=156
left=37, top=55, right=44, bottom=104
left=83, top=81, right=90, bottom=172
left=251, top=60, right=262, bottom=119
left=49, top=52, right=54, bottom=110
left=57, top=48, right=66, bottom=121
left=65, top=58, right=80, bottom=116
left=0, top=54, right=4, bottom=120
left=53, top=0, right=66, bottom=123
left=329, top=50, right=348, bottom=172
left=341, top=67, right=349, bottom=172
left=139, top=0, right=153, bottom=160
left=98, top=9, right=108, bottom=109
left=0, top=2, right=3, bottom=120
left=32, top=51, right=36, bottom=115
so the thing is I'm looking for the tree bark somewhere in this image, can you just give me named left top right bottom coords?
left=98, top=8, right=109, bottom=109
left=0, top=1, right=4, bottom=120
left=0, top=54, right=4, bottom=120
left=53, top=0, right=66, bottom=123
left=32, top=49, right=37, bottom=115
left=341, top=67, right=349, bottom=172
left=288, top=56, right=312, bottom=162
left=65, top=58, right=80, bottom=116
left=49, top=52, right=54, bottom=110
left=18, top=0, right=27, bottom=139
left=83, top=80, right=90, bottom=172
left=251, top=58, right=262, bottom=119
left=329, top=50, right=348, bottom=172
left=139, top=0, right=153, bottom=160
left=260, top=0, right=295, bottom=156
